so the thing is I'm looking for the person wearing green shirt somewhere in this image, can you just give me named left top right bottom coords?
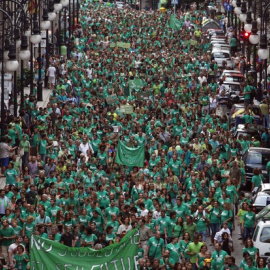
left=194, top=206, right=209, bottom=242
left=4, top=163, right=18, bottom=185
left=14, top=244, right=29, bottom=270
left=19, top=135, right=30, bottom=167
left=220, top=202, right=234, bottom=231
left=166, top=237, right=181, bottom=265
left=0, top=219, right=16, bottom=258
left=38, top=134, right=48, bottom=161
left=243, top=84, right=252, bottom=108
left=242, top=205, right=256, bottom=242
left=209, top=201, right=221, bottom=244
left=251, top=168, right=262, bottom=191
left=230, top=35, right=238, bottom=56
left=211, top=243, right=228, bottom=270
left=186, top=233, right=203, bottom=265
left=243, top=256, right=257, bottom=270
left=155, top=210, right=169, bottom=239
left=146, top=231, right=165, bottom=260
left=104, top=200, right=120, bottom=222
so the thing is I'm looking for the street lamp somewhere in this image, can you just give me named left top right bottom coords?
left=244, top=11, right=252, bottom=32
left=48, top=0, right=57, bottom=21
left=258, top=34, right=269, bottom=60
left=249, top=21, right=259, bottom=45
left=19, top=36, right=30, bottom=110
left=30, top=17, right=42, bottom=44
left=239, top=2, right=247, bottom=23
left=6, top=45, right=19, bottom=72
left=54, top=0, right=63, bottom=12
left=41, top=9, right=51, bottom=30
left=234, top=0, right=242, bottom=15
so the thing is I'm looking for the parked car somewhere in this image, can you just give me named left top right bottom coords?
left=211, top=50, right=233, bottom=68
left=256, top=205, right=270, bottom=221
left=253, top=183, right=270, bottom=201
left=219, top=69, right=242, bottom=80
left=222, top=73, right=245, bottom=83
left=252, top=192, right=270, bottom=213
left=212, top=44, right=231, bottom=51
left=211, top=40, right=229, bottom=46
left=222, top=82, right=243, bottom=107
left=242, top=147, right=270, bottom=187
left=253, top=220, right=270, bottom=258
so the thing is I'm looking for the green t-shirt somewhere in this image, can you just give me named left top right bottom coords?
left=4, top=168, right=18, bottom=185
left=212, top=250, right=228, bottom=269
left=147, top=237, right=165, bottom=258
left=0, top=227, right=15, bottom=246
left=166, top=242, right=181, bottom=264
left=14, top=253, right=29, bottom=270
left=242, top=211, right=255, bottom=228
left=186, top=242, right=203, bottom=263
left=251, top=175, right=261, bottom=188
left=242, top=247, right=258, bottom=260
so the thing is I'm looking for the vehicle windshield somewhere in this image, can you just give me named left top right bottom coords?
left=225, top=77, right=244, bottom=82
left=260, top=227, right=270, bottom=243
left=246, top=152, right=270, bottom=165
left=213, top=52, right=230, bottom=58
left=224, top=84, right=241, bottom=91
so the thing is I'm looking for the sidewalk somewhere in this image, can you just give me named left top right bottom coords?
left=23, top=86, right=53, bottom=108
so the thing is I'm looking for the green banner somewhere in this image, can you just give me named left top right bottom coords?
left=116, top=42, right=131, bottom=49
left=129, top=78, right=144, bottom=91
left=30, top=229, right=140, bottom=270
left=169, top=15, right=182, bottom=30
left=115, top=140, right=145, bottom=167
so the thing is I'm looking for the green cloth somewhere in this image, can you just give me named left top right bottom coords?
left=169, top=15, right=182, bottom=30
left=115, top=140, right=145, bottom=167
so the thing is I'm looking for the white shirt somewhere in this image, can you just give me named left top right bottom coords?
left=153, top=210, right=161, bottom=220
left=117, top=224, right=132, bottom=234
left=140, top=209, right=149, bottom=217
left=79, top=142, right=94, bottom=155
left=48, top=66, right=56, bottom=77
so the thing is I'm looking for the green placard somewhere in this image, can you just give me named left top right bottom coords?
left=106, top=94, right=118, bottom=105
left=30, top=229, right=140, bottom=270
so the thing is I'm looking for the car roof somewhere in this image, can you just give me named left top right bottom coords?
left=223, top=70, right=241, bottom=73
left=261, top=183, right=270, bottom=190
left=223, top=81, right=242, bottom=85
left=212, top=49, right=230, bottom=53
left=248, top=147, right=270, bottom=153
left=225, top=73, right=244, bottom=77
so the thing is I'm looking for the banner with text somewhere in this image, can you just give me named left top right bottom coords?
left=30, top=229, right=140, bottom=270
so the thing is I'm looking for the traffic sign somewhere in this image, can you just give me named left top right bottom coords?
left=223, top=1, right=228, bottom=7
left=171, top=0, right=178, bottom=4
left=225, top=4, right=232, bottom=11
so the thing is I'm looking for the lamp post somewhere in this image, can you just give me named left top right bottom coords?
left=19, top=35, right=30, bottom=110
left=0, top=7, right=17, bottom=136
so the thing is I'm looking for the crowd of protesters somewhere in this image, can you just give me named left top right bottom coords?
left=0, top=0, right=269, bottom=270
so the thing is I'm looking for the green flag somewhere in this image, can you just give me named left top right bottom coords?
left=115, top=140, right=145, bottom=167
left=129, top=78, right=144, bottom=91
left=169, top=14, right=181, bottom=30
left=30, top=228, right=140, bottom=269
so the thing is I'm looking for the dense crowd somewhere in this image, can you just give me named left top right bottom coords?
left=0, top=1, right=269, bottom=270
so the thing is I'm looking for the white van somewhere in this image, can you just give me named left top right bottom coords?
left=253, top=220, right=270, bottom=258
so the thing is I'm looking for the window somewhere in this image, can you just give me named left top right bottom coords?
left=247, top=152, right=262, bottom=164
left=260, top=227, right=270, bottom=243
left=213, top=52, right=230, bottom=58
left=253, top=225, right=260, bottom=241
